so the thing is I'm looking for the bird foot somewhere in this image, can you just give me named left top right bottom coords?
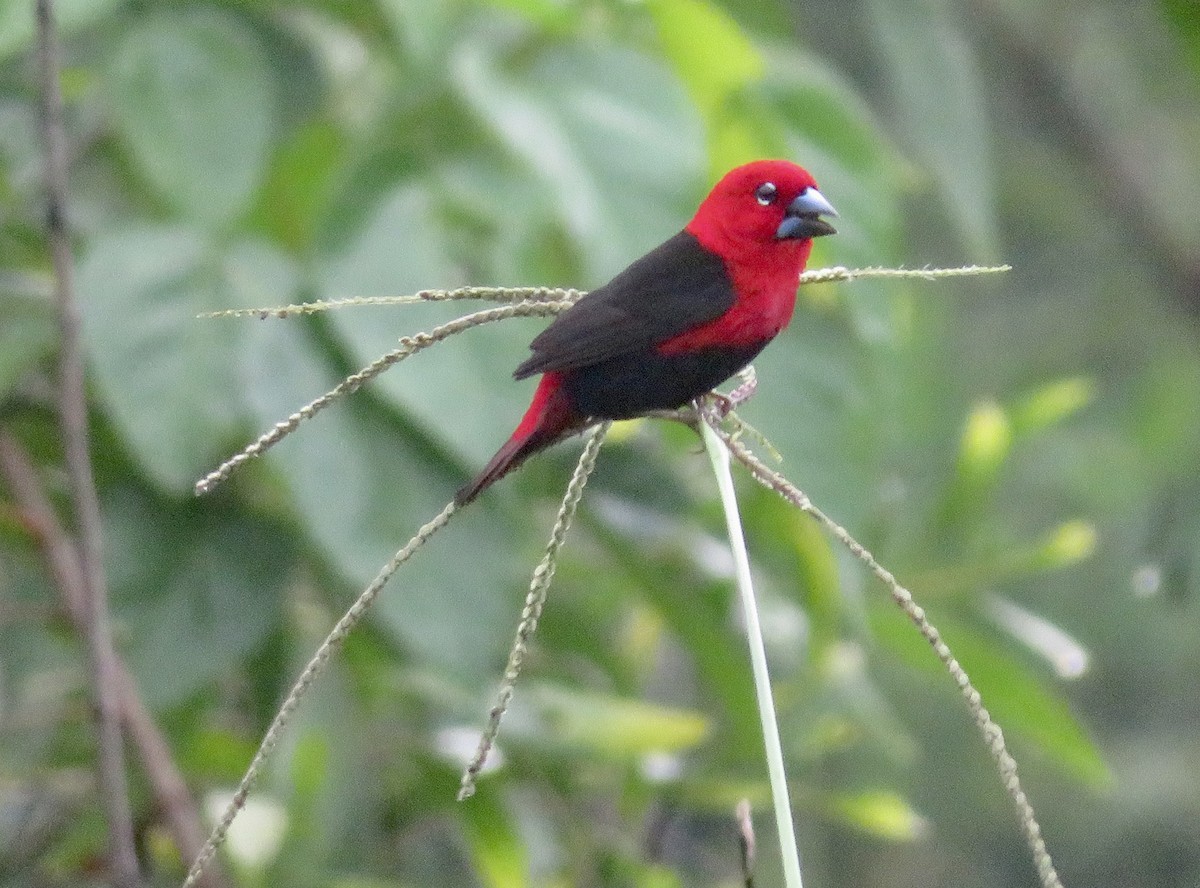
left=699, top=365, right=759, bottom=421
left=726, top=365, right=758, bottom=408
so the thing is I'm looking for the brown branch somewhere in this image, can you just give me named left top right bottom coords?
left=0, top=431, right=231, bottom=888
left=35, top=1, right=139, bottom=882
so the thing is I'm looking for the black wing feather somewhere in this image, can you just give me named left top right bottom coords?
left=514, top=231, right=734, bottom=379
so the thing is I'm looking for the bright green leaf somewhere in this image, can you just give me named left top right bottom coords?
left=826, top=790, right=928, bottom=841
left=527, top=683, right=710, bottom=757
left=647, top=0, right=763, bottom=115
left=459, top=788, right=530, bottom=888
left=957, top=400, right=1012, bottom=481
left=1011, top=377, right=1096, bottom=437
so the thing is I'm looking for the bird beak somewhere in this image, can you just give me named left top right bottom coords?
left=775, top=187, right=838, bottom=240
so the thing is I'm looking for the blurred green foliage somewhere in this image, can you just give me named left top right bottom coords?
left=1, top=0, right=1198, bottom=886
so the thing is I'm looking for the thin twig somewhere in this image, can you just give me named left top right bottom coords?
left=195, top=300, right=573, bottom=495
left=736, top=799, right=757, bottom=888
left=182, top=500, right=459, bottom=888
left=713, top=422, right=1063, bottom=888
left=0, top=432, right=230, bottom=888
left=458, top=422, right=611, bottom=800
left=35, top=2, right=140, bottom=885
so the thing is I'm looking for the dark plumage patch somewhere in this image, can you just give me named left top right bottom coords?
left=515, top=231, right=735, bottom=379
left=563, top=341, right=767, bottom=419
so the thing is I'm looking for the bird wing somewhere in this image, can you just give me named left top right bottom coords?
left=514, top=231, right=735, bottom=379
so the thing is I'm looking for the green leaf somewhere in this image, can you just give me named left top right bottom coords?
left=459, top=787, right=530, bottom=888
left=865, top=0, right=998, bottom=258
left=647, top=0, right=764, bottom=116
left=0, top=0, right=122, bottom=61
left=525, top=683, right=710, bottom=757
left=739, top=306, right=885, bottom=530
left=106, top=8, right=276, bottom=224
left=318, top=181, right=550, bottom=471
left=1010, top=377, right=1096, bottom=438
left=0, top=292, right=55, bottom=397
left=239, top=320, right=524, bottom=683
left=455, top=38, right=705, bottom=282
left=825, top=790, right=927, bottom=840
left=870, top=607, right=1110, bottom=785
left=106, top=491, right=291, bottom=708
left=79, top=228, right=297, bottom=491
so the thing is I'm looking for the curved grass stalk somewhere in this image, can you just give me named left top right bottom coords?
left=182, top=501, right=459, bottom=888
left=701, top=419, right=804, bottom=888
left=195, top=300, right=572, bottom=495
left=458, top=422, right=611, bottom=800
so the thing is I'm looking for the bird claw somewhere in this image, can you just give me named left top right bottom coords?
left=698, top=365, right=759, bottom=423
left=727, top=365, right=758, bottom=408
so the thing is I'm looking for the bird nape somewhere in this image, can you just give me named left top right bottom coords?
left=455, top=159, right=837, bottom=506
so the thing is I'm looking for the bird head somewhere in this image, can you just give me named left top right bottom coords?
left=686, top=160, right=837, bottom=257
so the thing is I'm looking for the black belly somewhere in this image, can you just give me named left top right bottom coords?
left=563, top=341, right=767, bottom=420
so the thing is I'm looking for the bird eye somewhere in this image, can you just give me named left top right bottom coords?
left=755, top=182, right=778, bottom=206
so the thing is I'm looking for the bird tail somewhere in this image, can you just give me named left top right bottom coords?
left=455, top=373, right=579, bottom=506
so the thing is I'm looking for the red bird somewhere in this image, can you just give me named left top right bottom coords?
left=456, top=159, right=837, bottom=505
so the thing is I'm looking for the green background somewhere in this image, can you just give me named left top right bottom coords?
left=1, top=0, right=1198, bottom=885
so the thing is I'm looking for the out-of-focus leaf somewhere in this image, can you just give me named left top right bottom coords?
left=252, top=121, right=343, bottom=253
left=865, top=0, right=998, bottom=258
left=1162, top=0, right=1200, bottom=75
left=1010, top=377, right=1096, bottom=437
left=825, top=790, right=927, bottom=840
left=379, top=0, right=468, bottom=65
left=81, top=229, right=233, bottom=489
left=647, top=0, right=763, bottom=115
left=106, top=8, right=275, bottom=224
left=762, top=45, right=907, bottom=267
left=240, top=320, right=524, bottom=683
left=0, top=293, right=55, bottom=397
left=459, top=787, right=530, bottom=888
left=318, top=182, right=534, bottom=469
left=957, top=400, right=1012, bottom=483
left=1032, top=520, right=1097, bottom=570
left=1066, top=8, right=1200, bottom=261
left=870, top=607, right=1110, bottom=785
left=478, top=0, right=575, bottom=28
left=647, top=0, right=773, bottom=181
left=455, top=38, right=704, bottom=282
left=79, top=229, right=297, bottom=491
left=739, top=306, right=884, bottom=530
left=0, top=101, right=42, bottom=199
left=934, top=400, right=1011, bottom=535
left=907, top=519, right=1097, bottom=596
left=106, top=491, right=291, bottom=708
left=0, top=0, right=122, bottom=61
left=525, top=683, right=710, bottom=757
